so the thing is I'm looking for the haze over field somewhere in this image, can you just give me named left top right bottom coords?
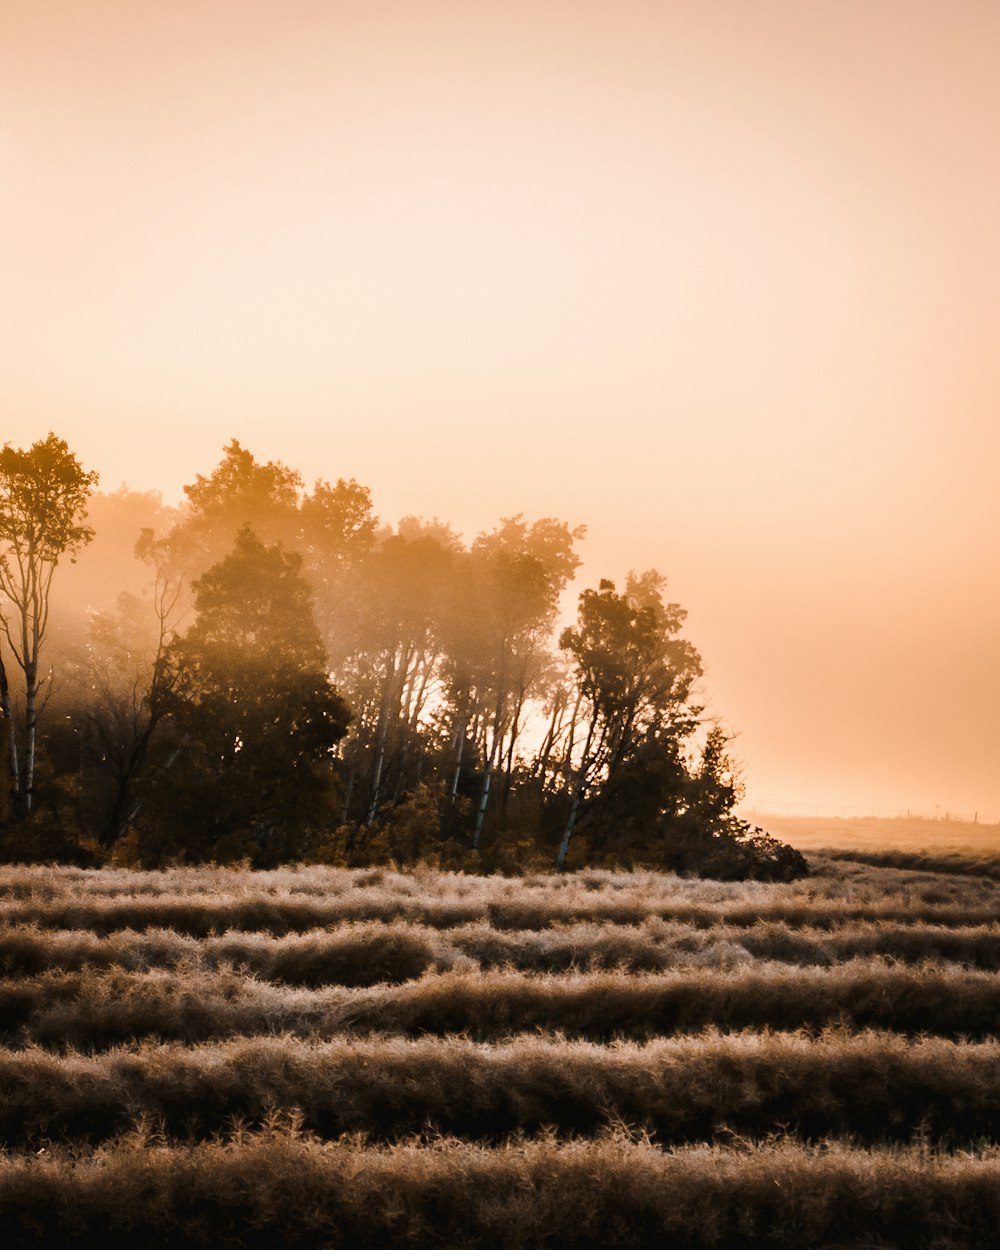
left=2, top=1, right=998, bottom=820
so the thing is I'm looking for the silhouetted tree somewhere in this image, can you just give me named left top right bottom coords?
left=150, top=527, right=350, bottom=863
left=0, top=434, right=98, bottom=818
left=440, top=516, right=583, bottom=847
left=138, top=440, right=304, bottom=617
left=0, top=436, right=804, bottom=879
left=336, top=520, right=460, bottom=832
left=555, top=573, right=702, bottom=868
left=53, top=577, right=181, bottom=847
left=298, top=475, right=379, bottom=667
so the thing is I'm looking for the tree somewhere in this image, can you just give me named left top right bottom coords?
left=0, top=434, right=98, bottom=817
left=137, top=440, right=305, bottom=631
left=50, top=577, right=181, bottom=848
left=442, top=516, right=583, bottom=847
left=298, top=475, right=378, bottom=666
left=151, top=527, right=351, bottom=863
left=554, top=573, right=702, bottom=869
left=335, top=520, right=461, bottom=831
left=36, top=488, right=182, bottom=846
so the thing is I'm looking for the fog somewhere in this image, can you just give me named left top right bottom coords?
left=3, top=1, right=998, bottom=820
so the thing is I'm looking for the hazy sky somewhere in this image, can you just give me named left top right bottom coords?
left=3, top=0, right=999, bottom=819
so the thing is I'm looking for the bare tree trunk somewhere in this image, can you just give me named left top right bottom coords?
left=367, top=745, right=385, bottom=824
left=499, top=687, right=527, bottom=822
left=366, top=657, right=397, bottom=824
left=0, top=653, right=21, bottom=817
left=556, top=716, right=596, bottom=871
left=341, top=758, right=355, bottom=824
left=561, top=689, right=583, bottom=787
left=473, top=728, right=501, bottom=850
left=22, top=660, right=37, bottom=816
left=534, top=696, right=565, bottom=794
left=449, top=722, right=464, bottom=801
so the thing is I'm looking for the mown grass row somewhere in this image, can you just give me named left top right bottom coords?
left=827, top=849, right=1000, bottom=881
left=3, top=1031, right=999, bottom=1149
left=4, top=961, right=1000, bottom=1047
left=6, top=917, right=1000, bottom=982
left=3, top=1130, right=1000, bottom=1249
left=0, top=861, right=918, bottom=901
left=5, top=890, right=999, bottom=935
left=16, top=866, right=992, bottom=931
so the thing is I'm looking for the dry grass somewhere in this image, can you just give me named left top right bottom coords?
left=2, top=860, right=997, bottom=935
left=3, top=1129, right=1000, bottom=1248
left=755, top=813, right=1000, bottom=857
left=4, top=959, right=1000, bottom=1047
left=2, top=1030, right=999, bottom=1149
left=3, top=859, right=999, bottom=1246
left=5, top=916, right=1000, bottom=982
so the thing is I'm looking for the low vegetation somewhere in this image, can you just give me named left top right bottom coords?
left=4, top=1031, right=1000, bottom=1149
left=5, top=1132, right=1000, bottom=1250
left=1, top=854, right=998, bottom=1246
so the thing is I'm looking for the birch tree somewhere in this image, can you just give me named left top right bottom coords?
left=0, top=434, right=98, bottom=818
left=555, top=572, right=702, bottom=869
left=336, top=521, right=459, bottom=828
left=456, top=517, right=583, bottom=847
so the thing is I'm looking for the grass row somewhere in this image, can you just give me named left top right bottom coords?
left=826, top=849, right=1000, bottom=880
left=4, top=961, right=1000, bottom=1046
left=5, top=890, right=999, bottom=935
left=14, top=863, right=993, bottom=941
left=0, top=861, right=917, bottom=900
left=3, top=1030, right=1000, bottom=1149
left=3, top=1130, right=1000, bottom=1249
left=5, top=917, right=1000, bottom=983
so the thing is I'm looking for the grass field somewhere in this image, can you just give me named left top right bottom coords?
left=2, top=854, right=999, bottom=1247
left=753, top=814, right=1000, bottom=879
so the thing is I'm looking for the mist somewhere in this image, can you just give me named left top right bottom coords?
left=2, top=1, right=998, bottom=822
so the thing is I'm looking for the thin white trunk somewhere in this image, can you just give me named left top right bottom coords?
left=0, top=654, right=21, bottom=815
left=556, top=715, right=596, bottom=871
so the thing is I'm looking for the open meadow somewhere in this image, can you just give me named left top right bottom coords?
left=2, top=853, right=1000, bottom=1247
left=754, top=815, right=1000, bottom=878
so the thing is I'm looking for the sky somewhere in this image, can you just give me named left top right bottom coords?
left=2, top=0, right=999, bottom=820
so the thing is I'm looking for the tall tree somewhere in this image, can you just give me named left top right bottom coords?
left=51, top=576, right=181, bottom=847
left=0, top=434, right=98, bottom=817
left=138, top=440, right=305, bottom=619
left=443, top=516, right=583, bottom=847
left=336, top=520, right=460, bottom=829
left=298, top=476, right=379, bottom=670
left=152, top=527, right=351, bottom=863
left=555, top=572, right=702, bottom=869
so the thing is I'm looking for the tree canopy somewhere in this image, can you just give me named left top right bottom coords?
left=0, top=434, right=98, bottom=817
left=151, top=527, right=351, bottom=864
left=0, top=437, right=806, bottom=881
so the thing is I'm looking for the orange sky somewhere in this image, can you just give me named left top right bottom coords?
left=2, top=0, right=999, bottom=819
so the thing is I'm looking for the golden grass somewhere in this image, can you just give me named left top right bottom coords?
left=4, top=860, right=1000, bottom=1245
left=2, top=1030, right=999, bottom=1149
left=4, top=959, right=1000, bottom=1047
left=3, top=1130, right=1000, bottom=1248
left=755, top=813, right=1000, bottom=855
left=6, top=915, right=1000, bottom=983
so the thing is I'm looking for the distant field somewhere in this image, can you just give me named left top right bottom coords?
left=751, top=812, right=1000, bottom=851
left=2, top=859, right=999, bottom=1247
left=751, top=813, right=1000, bottom=880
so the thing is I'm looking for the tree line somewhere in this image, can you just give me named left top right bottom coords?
left=0, top=434, right=805, bottom=878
